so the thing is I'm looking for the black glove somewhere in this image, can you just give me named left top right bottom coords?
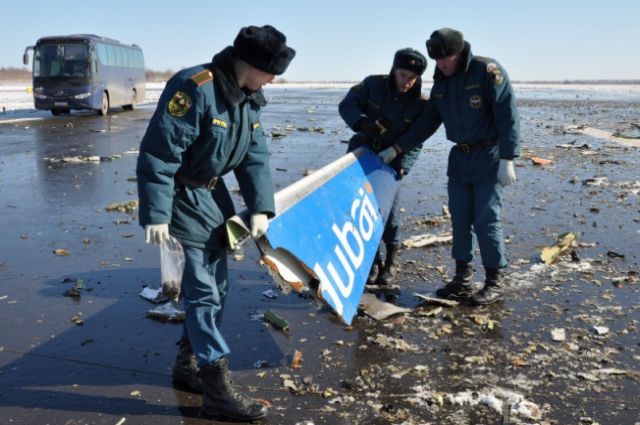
left=355, top=117, right=384, bottom=139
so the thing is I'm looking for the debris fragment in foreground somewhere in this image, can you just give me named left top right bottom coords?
left=412, top=292, right=460, bottom=307
left=359, top=293, right=411, bottom=321
left=540, top=232, right=576, bottom=265
left=264, top=310, right=290, bottom=334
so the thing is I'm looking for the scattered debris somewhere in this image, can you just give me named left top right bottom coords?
left=264, top=310, right=290, bottom=334
left=412, top=292, right=459, bottom=307
left=53, top=248, right=70, bottom=256
left=359, top=293, right=411, bottom=321
left=145, top=303, right=185, bottom=323
left=105, top=200, right=138, bottom=214
left=551, top=327, right=566, bottom=341
left=531, top=156, right=555, bottom=165
left=403, top=232, right=452, bottom=248
left=291, top=349, right=303, bottom=369
left=540, top=232, right=576, bottom=265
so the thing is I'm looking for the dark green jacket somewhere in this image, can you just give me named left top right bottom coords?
left=396, top=43, right=520, bottom=175
left=136, top=47, right=275, bottom=249
left=339, top=74, right=426, bottom=174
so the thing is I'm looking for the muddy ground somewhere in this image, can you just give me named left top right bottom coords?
left=0, top=88, right=638, bottom=425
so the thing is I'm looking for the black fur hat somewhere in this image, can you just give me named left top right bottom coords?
left=392, top=48, right=427, bottom=75
left=426, top=28, right=464, bottom=59
left=234, top=25, right=296, bottom=75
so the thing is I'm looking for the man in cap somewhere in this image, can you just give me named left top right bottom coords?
left=339, top=48, right=428, bottom=291
left=136, top=25, right=295, bottom=421
left=379, top=28, right=520, bottom=305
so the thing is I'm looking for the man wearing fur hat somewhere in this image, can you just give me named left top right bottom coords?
left=136, top=25, right=295, bottom=421
left=379, top=28, right=520, bottom=306
left=339, top=48, right=428, bottom=290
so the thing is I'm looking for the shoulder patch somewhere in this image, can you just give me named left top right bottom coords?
left=190, top=69, right=214, bottom=87
left=168, top=91, right=192, bottom=117
left=486, top=63, right=504, bottom=86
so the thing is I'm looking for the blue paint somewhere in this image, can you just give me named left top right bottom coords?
left=266, top=149, right=398, bottom=324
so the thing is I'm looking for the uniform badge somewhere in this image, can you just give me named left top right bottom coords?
left=469, top=95, right=482, bottom=109
left=168, top=91, right=192, bottom=117
left=212, top=118, right=228, bottom=128
left=486, top=63, right=504, bottom=86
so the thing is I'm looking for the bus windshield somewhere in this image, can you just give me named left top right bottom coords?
left=34, top=43, right=90, bottom=79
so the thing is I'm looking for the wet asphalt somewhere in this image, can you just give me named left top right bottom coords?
left=0, top=90, right=639, bottom=424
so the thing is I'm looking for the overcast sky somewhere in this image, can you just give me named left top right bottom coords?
left=3, top=0, right=639, bottom=81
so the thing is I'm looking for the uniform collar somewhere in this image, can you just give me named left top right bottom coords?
left=211, top=46, right=267, bottom=108
left=433, top=41, right=472, bottom=81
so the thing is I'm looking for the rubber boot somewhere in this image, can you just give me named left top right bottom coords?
left=200, top=357, right=267, bottom=421
left=172, top=336, right=202, bottom=393
left=469, top=267, right=505, bottom=305
left=366, top=250, right=384, bottom=286
left=435, top=260, right=482, bottom=299
left=378, top=244, right=400, bottom=286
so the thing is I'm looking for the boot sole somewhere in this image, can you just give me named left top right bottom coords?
left=469, top=295, right=504, bottom=306
left=201, top=409, right=267, bottom=422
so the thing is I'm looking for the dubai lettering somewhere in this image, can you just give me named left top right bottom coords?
left=313, top=187, right=380, bottom=315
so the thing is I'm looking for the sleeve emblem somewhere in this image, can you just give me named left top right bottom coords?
left=168, top=91, right=192, bottom=117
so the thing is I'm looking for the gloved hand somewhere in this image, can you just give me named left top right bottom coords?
left=356, top=118, right=385, bottom=139
left=497, top=159, right=516, bottom=186
left=379, top=145, right=400, bottom=164
left=145, top=224, right=170, bottom=245
left=250, top=213, right=269, bottom=239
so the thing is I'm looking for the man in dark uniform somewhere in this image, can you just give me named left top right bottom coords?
left=339, top=48, right=427, bottom=288
left=379, top=28, right=519, bottom=305
left=136, top=25, right=295, bottom=421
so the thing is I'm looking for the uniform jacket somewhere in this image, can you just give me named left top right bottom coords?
left=136, top=46, right=275, bottom=249
left=338, top=74, right=426, bottom=175
left=396, top=42, right=520, bottom=183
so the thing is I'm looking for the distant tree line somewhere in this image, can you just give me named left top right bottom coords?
left=0, top=67, right=30, bottom=81
left=0, top=66, right=638, bottom=85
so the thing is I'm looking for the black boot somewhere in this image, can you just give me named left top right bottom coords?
left=378, top=244, right=400, bottom=286
left=172, top=336, right=202, bottom=392
left=469, top=267, right=505, bottom=305
left=200, top=357, right=267, bottom=421
left=366, top=250, right=384, bottom=286
left=435, top=260, right=482, bottom=299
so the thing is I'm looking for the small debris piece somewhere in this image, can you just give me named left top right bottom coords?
left=531, top=156, right=555, bottom=165
left=359, top=293, right=411, bottom=321
left=139, top=287, right=170, bottom=304
left=606, top=251, right=625, bottom=259
left=540, top=232, right=576, bottom=265
left=291, top=349, right=303, bottom=369
left=592, top=325, right=609, bottom=335
left=264, top=310, right=290, bottom=334
left=412, top=292, right=460, bottom=307
left=262, top=289, right=278, bottom=299
left=105, top=200, right=138, bottom=214
left=551, top=328, right=566, bottom=341
left=53, top=248, right=70, bottom=256
left=145, top=303, right=185, bottom=323
left=403, top=233, right=452, bottom=248
left=70, top=314, right=84, bottom=326
left=64, top=279, right=85, bottom=297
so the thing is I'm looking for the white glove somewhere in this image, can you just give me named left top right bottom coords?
left=145, top=224, right=170, bottom=245
left=379, top=146, right=399, bottom=164
left=250, top=213, right=269, bottom=239
left=497, top=159, right=516, bottom=186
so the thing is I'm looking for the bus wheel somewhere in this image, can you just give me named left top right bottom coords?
left=97, top=92, right=109, bottom=116
left=123, top=90, right=136, bottom=111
